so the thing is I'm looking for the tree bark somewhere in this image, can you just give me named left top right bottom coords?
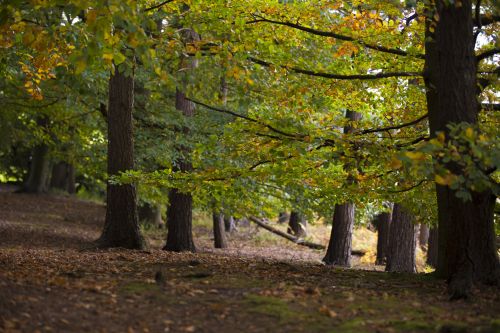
left=374, top=211, right=392, bottom=265
left=23, top=143, right=51, bottom=193
left=323, top=110, right=361, bottom=267
left=323, top=203, right=355, bottom=266
left=419, top=224, right=429, bottom=248
left=97, top=68, right=144, bottom=250
left=163, top=88, right=197, bottom=252
left=50, top=161, right=76, bottom=194
left=213, top=212, right=228, bottom=249
left=427, top=227, right=438, bottom=268
left=386, top=203, right=417, bottom=273
left=424, top=1, right=499, bottom=298
left=287, top=211, right=307, bottom=237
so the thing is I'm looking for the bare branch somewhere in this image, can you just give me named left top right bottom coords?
left=477, top=48, right=500, bottom=62
left=144, top=0, right=174, bottom=12
left=249, top=57, right=422, bottom=80
left=359, top=113, right=428, bottom=135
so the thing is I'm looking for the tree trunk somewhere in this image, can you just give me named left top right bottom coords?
left=224, top=216, right=236, bottom=232
left=97, top=68, right=144, bottom=250
left=323, top=110, right=361, bottom=267
left=424, top=1, right=499, bottom=298
left=163, top=26, right=200, bottom=252
left=419, top=224, right=429, bottom=248
left=50, top=161, right=76, bottom=194
left=213, top=212, right=228, bottom=249
left=323, top=203, right=355, bottom=266
left=374, top=212, right=392, bottom=265
left=24, top=143, right=51, bottom=193
left=287, top=211, right=307, bottom=237
left=427, top=227, right=438, bottom=268
left=163, top=89, right=196, bottom=252
left=386, top=203, right=417, bottom=273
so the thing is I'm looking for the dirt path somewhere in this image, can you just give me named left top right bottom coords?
left=1, top=192, right=499, bottom=333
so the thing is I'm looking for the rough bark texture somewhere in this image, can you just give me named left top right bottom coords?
left=323, top=203, right=355, bottom=266
left=213, top=212, right=228, bottom=249
left=97, top=69, right=144, bottom=250
left=287, top=211, right=307, bottom=237
left=424, top=1, right=499, bottom=298
left=24, top=143, right=51, bottom=193
left=374, top=212, right=392, bottom=265
left=427, top=227, right=438, bottom=268
left=50, top=162, right=76, bottom=194
left=386, top=204, right=417, bottom=273
left=323, top=110, right=361, bottom=267
left=419, top=224, right=430, bottom=248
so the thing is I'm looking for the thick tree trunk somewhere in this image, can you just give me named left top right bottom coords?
left=323, top=110, right=361, bottom=267
left=374, top=212, right=392, bottom=265
left=424, top=1, right=499, bottom=298
left=24, top=143, right=51, bottom=193
left=97, top=69, right=144, bottom=250
left=213, top=212, right=228, bottom=249
left=427, top=227, right=438, bottom=268
left=419, top=224, right=429, bottom=248
left=323, top=203, right=355, bottom=266
left=287, top=211, right=307, bottom=237
left=224, top=216, right=236, bottom=232
left=386, top=203, right=417, bottom=273
left=163, top=89, right=196, bottom=252
left=50, top=161, right=76, bottom=194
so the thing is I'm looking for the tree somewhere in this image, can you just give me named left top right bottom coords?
left=424, top=0, right=499, bottom=298
left=386, top=203, right=417, bottom=273
left=427, top=227, right=438, bottom=268
left=374, top=211, right=392, bottom=265
left=97, top=68, right=145, bottom=249
left=213, top=212, right=228, bottom=249
left=323, top=110, right=361, bottom=267
left=287, top=211, right=307, bottom=237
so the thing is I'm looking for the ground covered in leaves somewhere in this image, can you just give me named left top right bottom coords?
left=0, top=191, right=499, bottom=333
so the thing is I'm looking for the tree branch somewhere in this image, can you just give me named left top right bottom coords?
left=249, top=57, right=422, bottom=80
left=144, top=0, right=174, bottom=12
left=248, top=15, right=424, bottom=59
left=359, top=113, right=428, bottom=135
left=477, top=48, right=500, bottom=62
left=186, top=97, right=304, bottom=139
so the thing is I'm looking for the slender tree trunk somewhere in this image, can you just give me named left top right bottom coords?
left=323, top=203, right=355, bottom=266
left=424, top=1, right=499, bottom=298
left=97, top=68, right=144, bottom=249
left=374, top=211, right=392, bottom=265
left=213, top=212, right=228, bottom=249
left=419, top=224, right=429, bottom=248
left=24, top=143, right=51, bottom=193
left=427, top=227, right=438, bottom=268
left=323, top=110, right=361, bottom=267
left=287, top=211, right=307, bottom=237
left=386, top=203, right=417, bottom=273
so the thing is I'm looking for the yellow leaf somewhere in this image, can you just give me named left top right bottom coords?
left=436, top=131, right=445, bottom=143
left=465, top=127, right=474, bottom=139
left=405, top=151, right=425, bottom=161
left=390, top=157, right=403, bottom=169
left=435, top=173, right=456, bottom=186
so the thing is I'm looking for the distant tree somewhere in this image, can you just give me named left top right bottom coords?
left=213, top=212, right=228, bottom=249
left=287, top=211, right=307, bottom=238
left=386, top=203, right=417, bottom=273
left=426, top=227, right=438, bottom=268
left=373, top=211, right=392, bottom=265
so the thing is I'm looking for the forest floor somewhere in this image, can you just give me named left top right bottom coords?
left=0, top=190, right=499, bottom=333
